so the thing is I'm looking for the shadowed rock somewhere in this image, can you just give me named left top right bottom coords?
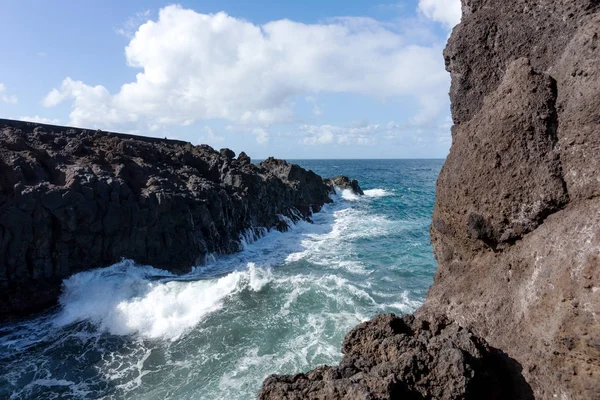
left=327, top=176, right=364, bottom=196
left=0, top=119, right=338, bottom=321
left=259, top=314, right=532, bottom=400
left=425, top=0, right=600, bottom=398
left=260, top=0, right=600, bottom=398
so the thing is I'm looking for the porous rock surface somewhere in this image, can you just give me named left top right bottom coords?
left=424, top=0, right=600, bottom=398
left=259, top=314, right=530, bottom=400
left=0, top=119, right=346, bottom=320
left=261, top=0, right=599, bottom=399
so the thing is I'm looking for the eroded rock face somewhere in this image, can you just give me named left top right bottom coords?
left=0, top=119, right=334, bottom=320
left=260, top=1, right=599, bottom=398
left=259, top=314, right=531, bottom=400
left=423, top=1, right=600, bottom=398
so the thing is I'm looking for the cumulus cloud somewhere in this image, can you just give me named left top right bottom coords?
left=43, top=5, right=449, bottom=132
left=0, top=83, right=5, bottom=92
left=116, top=10, right=151, bottom=38
left=418, top=0, right=462, bottom=29
left=43, top=77, right=135, bottom=125
left=16, top=116, right=61, bottom=124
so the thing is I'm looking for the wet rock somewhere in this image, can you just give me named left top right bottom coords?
left=0, top=119, right=340, bottom=321
left=327, top=175, right=364, bottom=196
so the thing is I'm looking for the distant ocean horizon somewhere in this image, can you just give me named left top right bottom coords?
left=0, top=159, right=443, bottom=400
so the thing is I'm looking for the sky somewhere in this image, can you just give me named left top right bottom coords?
left=0, top=0, right=461, bottom=159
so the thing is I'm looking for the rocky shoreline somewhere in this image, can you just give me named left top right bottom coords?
left=260, top=0, right=600, bottom=398
left=0, top=118, right=361, bottom=321
left=1, top=0, right=598, bottom=397
left=259, top=314, right=532, bottom=399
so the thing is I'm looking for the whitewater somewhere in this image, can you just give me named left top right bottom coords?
left=0, top=159, right=443, bottom=400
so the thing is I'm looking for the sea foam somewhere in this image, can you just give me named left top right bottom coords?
left=56, top=260, right=272, bottom=340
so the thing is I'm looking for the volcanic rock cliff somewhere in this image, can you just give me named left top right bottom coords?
left=0, top=119, right=352, bottom=321
left=260, top=0, right=600, bottom=399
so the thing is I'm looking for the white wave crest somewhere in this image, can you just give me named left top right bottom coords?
left=334, top=187, right=391, bottom=201
left=363, top=188, right=392, bottom=198
left=386, top=291, right=423, bottom=313
left=339, top=188, right=360, bottom=201
left=55, top=260, right=272, bottom=340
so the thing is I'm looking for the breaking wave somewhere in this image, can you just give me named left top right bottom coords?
left=0, top=158, right=442, bottom=400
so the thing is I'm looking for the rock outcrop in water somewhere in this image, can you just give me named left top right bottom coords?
left=260, top=0, right=600, bottom=398
left=0, top=119, right=361, bottom=320
left=327, top=176, right=365, bottom=196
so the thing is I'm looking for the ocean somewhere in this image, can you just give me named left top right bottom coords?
left=0, top=159, right=443, bottom=400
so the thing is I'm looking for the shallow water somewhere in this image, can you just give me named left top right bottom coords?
left=0, top=159, right=443, bottom=400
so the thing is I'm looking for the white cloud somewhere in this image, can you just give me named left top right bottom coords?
left=16, top=116, right=61, bottom=124
left=252, top=128, right=269, bottom=144
left=418, top=0, right=462, bottom=29
left=198, top=126, right=225, bottom=146
left=2, top=95, right=18, bottom=104
left=43, top=77, right=136, bottom=125
left=297, top=123, right=380, bottom=146
left=44, top=5, right=449, bottom=132
left=0, top=84, right=18, bottom=104
left=116, top=10, right=151, bottom=38
left=295, top=118, right=451, bottom=148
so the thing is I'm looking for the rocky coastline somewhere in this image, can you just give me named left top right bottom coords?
left=0, top=118, right=361, bottom=321
left=0, top=0, right=598, bottom=397
left=260, top=0, right=600, bottom=399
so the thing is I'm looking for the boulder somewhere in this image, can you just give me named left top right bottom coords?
left=327, top=175, right=364, bottom=196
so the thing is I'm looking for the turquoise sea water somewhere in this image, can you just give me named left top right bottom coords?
left=0, top=159, right=443, bottom=400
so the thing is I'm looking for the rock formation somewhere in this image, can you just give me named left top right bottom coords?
left=327, top=176, right=365, bottom=196
left=259, top=314, right=531, bottom=400
left=260, top=0, right=600, bottom=398
left=424, top=0, right=600, bottom=398
left=0, top=119, right=358, bottom=321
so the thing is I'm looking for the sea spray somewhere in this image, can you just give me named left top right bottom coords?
left=0, top=159, right=442, bottom=400
left=55, top=261, right=274, bottom=340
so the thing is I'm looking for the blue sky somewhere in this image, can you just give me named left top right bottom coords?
left=0, top=0, right=460, bottom=159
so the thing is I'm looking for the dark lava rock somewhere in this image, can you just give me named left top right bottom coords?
left=259, top=157, right=336, bottom=215
left=260, top=1, right=600, bottom=399
left=238, top=151, right=251, bottom=166
left=327, top=175, right=364, bottom=196
left=220, top=148, right=236, bottom=160
left=259, top=314, right=532, bottom=400
left=0, top=119, right=338, bottom=321
left=423, top=0, right=600, bottom=398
